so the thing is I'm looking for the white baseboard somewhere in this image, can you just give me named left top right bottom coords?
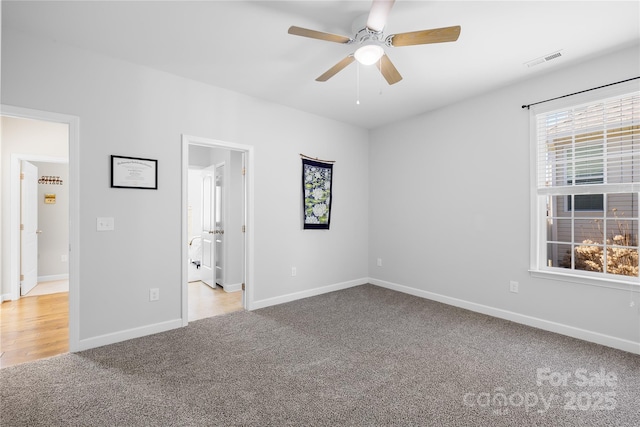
left=76, top=279, right=366, bottom=351
left=1, top=293, right=14, bottom=302
left=251, top=278, right=368, bottom=310
left=369, top=278, right=640, bottom=355
left=73, top=319, right=183, bottom=352
left=223, top=283, right=242, bottom=293
left=38, top=274, right=69, bottom=282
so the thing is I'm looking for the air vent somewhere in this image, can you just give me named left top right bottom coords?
left=525, top=50, right=563, bottom=68
left=544, top=52, right=562, bottom=61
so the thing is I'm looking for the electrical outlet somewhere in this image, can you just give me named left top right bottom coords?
left=291, top=267, right=297, bottom=277
left=510, top=281, right=519, bottom=293
left=377, top=258, right=382, bottom=267
left=149, top=288, right=160, bottom=301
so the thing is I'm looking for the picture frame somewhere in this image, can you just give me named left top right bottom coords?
left=111, top=155, right=158, bottom=189
left=302, top=158, right=333, bottom=230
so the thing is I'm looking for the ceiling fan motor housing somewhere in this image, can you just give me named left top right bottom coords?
left=352, top=13, right=386, bottom=47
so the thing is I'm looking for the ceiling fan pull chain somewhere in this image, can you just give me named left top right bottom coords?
left=356, top=62, right=361, bottom=105
left=379, top=57, right=384, bottom=95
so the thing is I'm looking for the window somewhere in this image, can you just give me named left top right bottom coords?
left=531, top=87, right=639, bottom=285
left=564, top=144, right=604, bottom=211
left=567, top=193, right=604, bottom=212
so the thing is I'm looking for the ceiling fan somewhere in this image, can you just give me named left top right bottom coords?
left=288, top=0, right=461, bottom=85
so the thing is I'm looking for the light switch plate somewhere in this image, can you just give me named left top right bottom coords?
left=97, top=217, right=115, bottom=231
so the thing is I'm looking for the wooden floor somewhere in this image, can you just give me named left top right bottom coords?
left=0, top=292, right=69, bottom=369
left=0, top=281, right=242, bottom=369
left=188, top=281, right=243, bottom=321
left=23, top=279, right=69, bottom=296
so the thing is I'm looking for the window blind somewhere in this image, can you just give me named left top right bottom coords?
left=536, top=91, right=640, bottom=195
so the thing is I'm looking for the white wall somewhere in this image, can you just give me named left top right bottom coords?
left=186, top=168, right=203, bottom=279
left=1, top=29, right=369, bottom=344
left=369, top=44, right=640, bottom=352
left=4, top=25, right=636, bottom=353
left=188, top=145, right=213, bottom=169
left=1, top=116, right=68, bottom=298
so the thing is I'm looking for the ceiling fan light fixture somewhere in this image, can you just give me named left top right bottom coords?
left=354, top=43, right=384, bottom=65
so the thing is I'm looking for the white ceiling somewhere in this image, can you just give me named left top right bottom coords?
left=3, top=1, right=639, bottom=129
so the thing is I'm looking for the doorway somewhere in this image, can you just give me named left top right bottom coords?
left=1, top=105, right=80, bottom=358
left=2, top=115, right=70, bottom=302
left=181, top=135, right=254, bottom=325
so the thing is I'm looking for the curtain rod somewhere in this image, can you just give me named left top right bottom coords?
left=521, top=76, right=639, bottom=110
left=300, top=153, right=335, bottom=164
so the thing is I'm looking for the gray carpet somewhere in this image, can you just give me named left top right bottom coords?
left=1, top=284, right=639, bottom=426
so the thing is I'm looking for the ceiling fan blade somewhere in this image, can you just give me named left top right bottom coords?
left=366, top=0, right=395, bottom=32
left=288, top=26, right=352, bottom=44
left=390, top=25, right=461, bottom=47
left=376, top=54, right=402, bottom=85
left=316, top=55, right=356, bottom=82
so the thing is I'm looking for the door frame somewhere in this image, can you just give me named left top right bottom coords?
left=2, top=104, right=80, bottom=352
left=181, top=135, right=255, bottom=326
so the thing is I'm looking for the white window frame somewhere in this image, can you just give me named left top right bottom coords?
left=529, top=80, right=640, bottom=290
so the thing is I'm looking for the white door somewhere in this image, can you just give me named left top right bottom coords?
left=214, top=164, right=225, bottom=286
left=21, top=160, right=39, bottom=296
left=200, top=168, right=215, bottom=288
left=200, top=163, right=226, bottom=288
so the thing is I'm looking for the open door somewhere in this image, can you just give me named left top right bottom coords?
left=200, top=162, right=225, bottom=288
left=20, top=160, right=39, bottom=296
left=214, top=164, right=225, bottom=286
left=201, top=167, right=215, bottom=288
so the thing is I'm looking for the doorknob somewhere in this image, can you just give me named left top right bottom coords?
left=36, top=230, right=43, bottom=234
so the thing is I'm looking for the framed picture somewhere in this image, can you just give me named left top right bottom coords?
left=111, top=155, right=158, bottom=189
left=302, top=158, right=333, bottom=230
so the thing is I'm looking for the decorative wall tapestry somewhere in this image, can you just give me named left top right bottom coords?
left=301, top=156, right=334, bottom=230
